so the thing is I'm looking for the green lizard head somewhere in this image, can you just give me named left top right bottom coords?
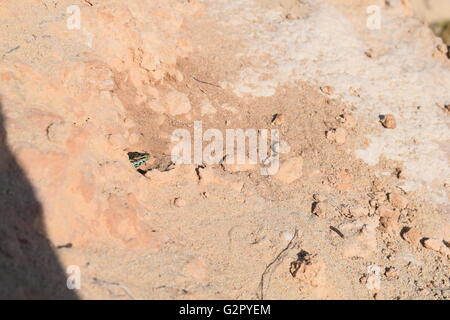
left=128, top=152, right=150, bottom=168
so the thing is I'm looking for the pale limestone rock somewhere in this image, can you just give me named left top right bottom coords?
left=274, top=157, right=303, bottom=184
left=200, top=98, right=217, bottom=116
left=164, top=90, right=192, bottom=116
left=272, top=140, right=291, bottom=154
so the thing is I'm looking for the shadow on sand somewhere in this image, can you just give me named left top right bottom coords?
left=0, top=99, right=78, bottom=299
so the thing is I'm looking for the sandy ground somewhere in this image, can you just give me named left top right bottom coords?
left=0, top=0, right=448, bottom=300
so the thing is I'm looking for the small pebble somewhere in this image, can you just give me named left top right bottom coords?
left=272, top=140, right=291, bottom=154
left=320, top=85, right=335, bottom=95
left=312, top=201, right=336, bottom=218
left=281, top=231, right=294, bottom=241
left=401, top=227, right=422, bottom=244
left=173, top=197, right=186, bottom=207
left=388, top=192, right=408, bottom=209
left=326, top=127, right=347, bottom=145
left=384, top=267, right=399, bottom=279
left=271, top=113, right=285, bottom=125
left=422, top=238, right=450, bottom=256
left=380, top=114, right=396, bottom=129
